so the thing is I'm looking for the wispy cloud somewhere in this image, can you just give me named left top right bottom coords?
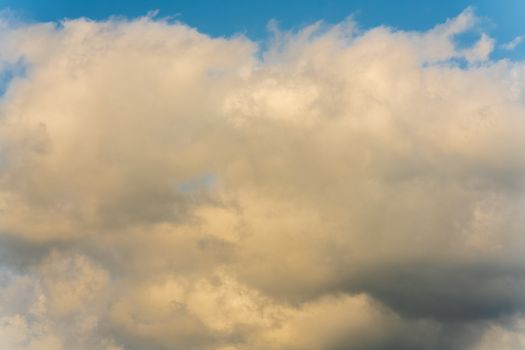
left=502, top=35, right=524, bottom=50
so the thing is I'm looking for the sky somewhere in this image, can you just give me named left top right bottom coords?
left=1, top=1, right=525, bottom=350
left=0, top=0, right=524, bottom=57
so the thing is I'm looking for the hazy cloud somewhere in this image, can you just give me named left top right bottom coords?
left=502, top=35, right=524, bottom=51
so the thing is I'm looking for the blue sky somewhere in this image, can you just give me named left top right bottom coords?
left=0, top=0, right=524, bottom=59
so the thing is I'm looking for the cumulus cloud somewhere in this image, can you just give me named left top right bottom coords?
left=0, top=252, right=120, bottom=350
left=0, top=8, right=525, bottom=350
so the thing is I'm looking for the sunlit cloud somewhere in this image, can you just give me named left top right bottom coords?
left=1, top=8, right=525, bottom=350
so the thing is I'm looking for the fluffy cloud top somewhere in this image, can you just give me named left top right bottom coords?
left=1, top=8, right=525, bottom=350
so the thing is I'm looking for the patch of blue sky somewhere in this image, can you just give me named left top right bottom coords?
left=0, top=57, right=27, bottom=97
left=452, top=31, right=485, bottom=51
left=422, top=57, right=472, bottom=71
left=178, top=173, right=216, bottom=194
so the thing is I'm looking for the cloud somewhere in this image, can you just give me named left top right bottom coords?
left=0, top=8, right=525, bottom=350
left=0, top=252, right=121, bottom=350
left=473, top=316, right=525, bottom=350
left=502, top=35, right=524, bottom=51
left=462, top=33, right=494, bottom=63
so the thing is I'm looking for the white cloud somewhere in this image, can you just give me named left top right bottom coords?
left=0, top=9, right=524, bottom=350
left=462, top=33, right=494, bottom=63
left=502, top=35, right=524, bottom=51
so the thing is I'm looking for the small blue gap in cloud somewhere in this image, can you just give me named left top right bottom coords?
left=178, top=173, right=216, bottom=194
left=421, top=57, right=471, bottom=70
left=444, top=57, right=470, bottom=69
left=0, top=57, right=27, bottom=97
left=452, top=31, right=482, bottom=51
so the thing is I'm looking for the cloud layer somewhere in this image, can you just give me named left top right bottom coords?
left=1, top=9, right=525, bottom=350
